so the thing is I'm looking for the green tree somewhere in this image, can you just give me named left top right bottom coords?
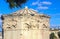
left=6, top=0, right=28, bottom=8
left=58, top=31, right=60, bottom=38
left=50, top=32, right=57, bottom=39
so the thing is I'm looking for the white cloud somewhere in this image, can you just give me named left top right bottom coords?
left=0, top=13, right=2, bottom=17
left=32, top=2, right=38, bottom=5
left=31, top=1, right=52, bottom=10
left=37, top=6, right=48, bottom=10
left=0, top=19, right=2, bottom=23
left=41, top=1, right=52, bottom=5
left=31, top=0, right=39, bottom=5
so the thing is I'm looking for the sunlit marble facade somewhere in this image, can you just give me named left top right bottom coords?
left=2, top=7, right=50, bottom=39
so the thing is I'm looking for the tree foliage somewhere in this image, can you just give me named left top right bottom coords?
left=50, top=32, right=57, bottom=39
left=58, top=31, right=60, bottom=38
left=6, top=0, right=28, bottom=8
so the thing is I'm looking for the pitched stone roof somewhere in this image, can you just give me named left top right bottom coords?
left=3, top=6, right=50, bottom=18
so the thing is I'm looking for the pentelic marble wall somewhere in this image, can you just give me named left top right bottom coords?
left=2, top=7, right=50, bottom=39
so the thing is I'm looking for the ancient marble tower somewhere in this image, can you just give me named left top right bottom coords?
left=2, top=7, right=50, bottom=39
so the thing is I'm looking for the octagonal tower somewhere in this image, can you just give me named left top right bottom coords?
left=2, top=7, right=50, bottom=39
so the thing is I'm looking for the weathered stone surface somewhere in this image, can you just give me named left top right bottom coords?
left=0, top=32, right=2, bottom=39
left=2, top=7, right=50, bottom=39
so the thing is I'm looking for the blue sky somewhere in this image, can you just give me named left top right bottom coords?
left=0, top=0, right=60, bottom=29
